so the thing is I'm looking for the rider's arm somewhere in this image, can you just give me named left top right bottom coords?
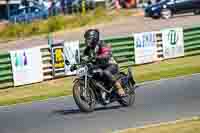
left=79, top=46, right=90, bottom=62
left=83, top=46, right=90, bottom=56
left=96, top=44, right=112, bottom=60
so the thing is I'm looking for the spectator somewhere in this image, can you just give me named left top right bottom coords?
left=124, top=0, right=136, bottom=8
left=115, top=0, right=121, bottom=9
left=43, top=0, right=52, bottom=10
left=61, top=0, right=66, bottom=14
left=49, top=0, right=58, bottom=16
left=61, top=0, right=72, bottom=14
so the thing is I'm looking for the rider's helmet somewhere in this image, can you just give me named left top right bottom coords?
left=84, top=29, right=100, bottom=49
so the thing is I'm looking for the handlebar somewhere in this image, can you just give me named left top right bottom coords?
left=70, top=57, right=95, bottom=72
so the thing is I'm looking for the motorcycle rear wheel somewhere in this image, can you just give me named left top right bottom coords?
left=118, top=86, right=135, bottom=106
left=118, top=73, right=136, bottom=107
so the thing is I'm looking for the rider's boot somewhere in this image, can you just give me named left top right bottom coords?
left=114, top=81, right=125, bottom=97
left=102, top=91, right=109, bottom=104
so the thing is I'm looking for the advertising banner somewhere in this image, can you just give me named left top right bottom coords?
left=51, top=42, right=65, bottom=77
left=162, top=27, right=184, bottom=59
left=134, top=32, right=157, bottom=64
left=64, top=41, right=80, bottom=75
left=10, top=47, right=43, bottom=86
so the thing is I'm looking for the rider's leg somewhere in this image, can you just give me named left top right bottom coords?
left=104, top=64, right=125, bottom=96
left=92, top=68, right=104, bottom=80
left=115, top=80, right=125, bottom=96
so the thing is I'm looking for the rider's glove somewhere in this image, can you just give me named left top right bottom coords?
left=70, top=65, right=77, bottom=72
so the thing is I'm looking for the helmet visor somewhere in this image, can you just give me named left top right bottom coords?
left=86, top=36, right=96, bottom=47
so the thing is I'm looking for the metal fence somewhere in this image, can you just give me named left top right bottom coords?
left=0, top=25, right=200, bottom=89
left=183, top=26, right=200, bottom=57
left=0, top=52, right=13, bottom=89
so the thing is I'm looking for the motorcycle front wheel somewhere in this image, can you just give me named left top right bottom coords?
left=73, top=80, right=96, bottom=112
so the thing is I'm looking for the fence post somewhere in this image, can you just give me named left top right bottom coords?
left=48, top=33, right=53, bottom=48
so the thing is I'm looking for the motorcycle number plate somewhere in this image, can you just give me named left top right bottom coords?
left=76, top=67, right=87, bottom=77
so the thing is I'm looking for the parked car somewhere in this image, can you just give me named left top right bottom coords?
left=144, top=0, right=200, bottom=19
left=9, top=6, right=49, bottom=23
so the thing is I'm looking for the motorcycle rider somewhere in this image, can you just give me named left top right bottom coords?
left=83, top=29, right=125, bottom=97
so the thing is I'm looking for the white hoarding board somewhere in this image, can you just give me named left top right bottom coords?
left=64, top=41, right=80, bottom=75
left=134, top=32, right=157, bottom=64
left=162, top=27, right=184, bottom=59
left=10, top=47, right=43, bottom=86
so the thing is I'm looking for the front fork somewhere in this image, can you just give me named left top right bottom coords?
left=82, top=73, right=90, bottom=98
left=84, top=73, right=88, bottom=89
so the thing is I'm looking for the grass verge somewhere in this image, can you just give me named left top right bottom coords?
left=117, top=117, right=200, bottom=133
left=0, top=55, right=200, bottom=106
left=0, top=8, right=133, bottom=42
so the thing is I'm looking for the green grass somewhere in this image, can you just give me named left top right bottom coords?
left=0, top=8, right=133, bottom=42
left=0, top=55, right=200, bottom=106
left=0, top=78, right=73, bottom=106
left=133, top=55, right=200, bottom=82
left=118, top=118, right=200, bottom=133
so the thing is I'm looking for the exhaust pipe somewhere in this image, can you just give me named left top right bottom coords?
left=96, top=82, right=112, bottom=93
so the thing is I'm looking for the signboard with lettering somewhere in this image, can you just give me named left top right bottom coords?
left=10, top=47, right=43, bottom=86
left=162, top=28, right=184, bottom=59
left=51, top=42, right=65, bottom=77
left=134, top=32, right=157, bottom=64
left=64, top=41, right=80, bottom=75
left=51, top=41, right=80, bottom=77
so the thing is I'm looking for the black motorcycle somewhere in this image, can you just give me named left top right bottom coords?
left=70, top=58, right=136, bottom=112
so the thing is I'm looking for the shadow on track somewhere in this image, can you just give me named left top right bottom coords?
left=53, top=105, right=123, bottom=115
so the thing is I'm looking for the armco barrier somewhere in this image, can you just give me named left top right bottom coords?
left=104, top=36, right=135, bottom=67
left=156, top=32, right=164, bottom=59
left=0, top=52, right=13, bottom=89
left=1, top=25, right=200, bottom=89
left=184, top=26, right=200, bottom=57
left=40, top=45, right=53, bottom=80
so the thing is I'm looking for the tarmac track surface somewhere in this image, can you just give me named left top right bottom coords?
left=0, top=74, right=200, bottom=133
